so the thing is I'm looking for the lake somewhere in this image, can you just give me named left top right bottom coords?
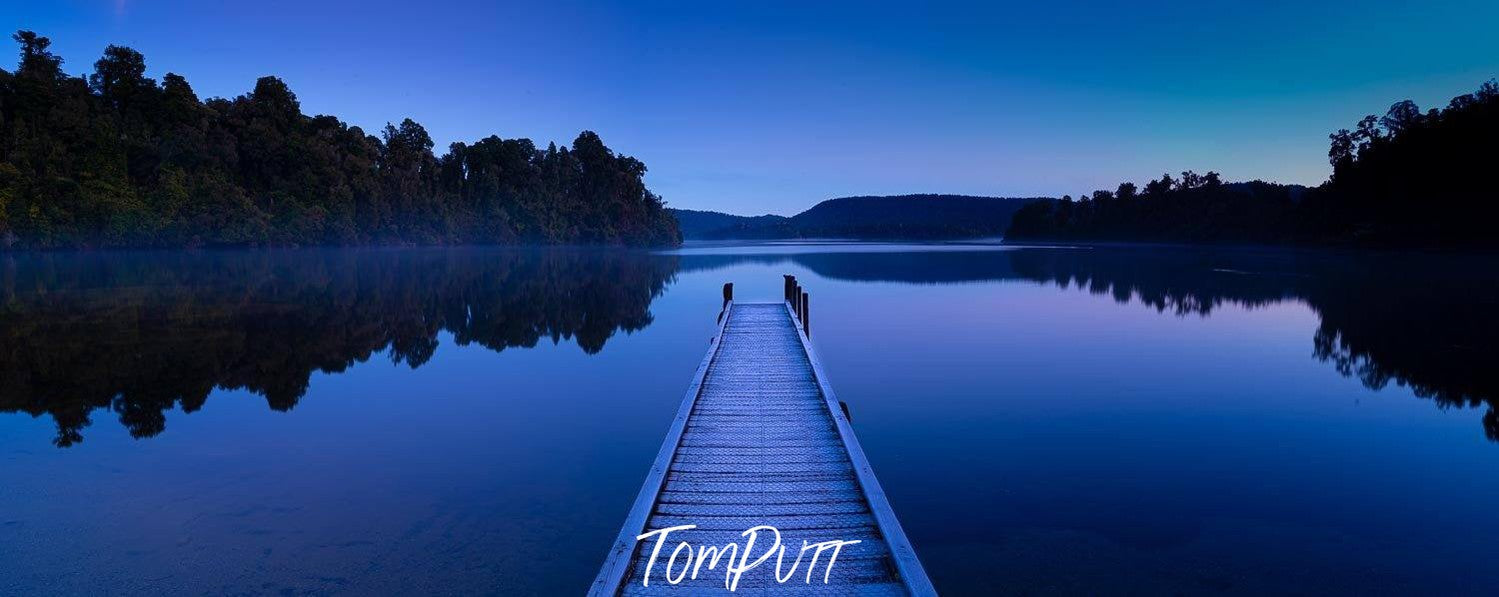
left=2, top=243, right=1497, bottom=595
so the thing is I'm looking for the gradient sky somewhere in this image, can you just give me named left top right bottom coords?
left=7, top=1, right=1498, bottom=214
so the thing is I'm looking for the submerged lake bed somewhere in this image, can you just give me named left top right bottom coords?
left=3, top=243, right=1497, bottom=595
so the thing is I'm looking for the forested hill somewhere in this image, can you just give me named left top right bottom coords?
left=0, top=31, right=680, bottom=249
left=672, top=195, right=1045, bottom=240
left=1006, top=79, right=1499, bottom=249
left=671, top=208, right=795, bottom=239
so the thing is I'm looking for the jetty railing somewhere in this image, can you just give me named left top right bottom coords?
left=783, top=274, right=809, bottom=336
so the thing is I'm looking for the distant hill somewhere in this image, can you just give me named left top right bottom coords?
left=671, top=194, right=1047, bottom=240
left=670, top=209, right=794, bottom=239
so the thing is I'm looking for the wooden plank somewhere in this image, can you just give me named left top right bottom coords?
left=587, top=300, right=736, bottom=596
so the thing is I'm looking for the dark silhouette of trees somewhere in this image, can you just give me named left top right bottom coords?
left=1304, top=80, right=1499, bottom=247
left=0, top=31, right=679, bottom=249
left=1008, top=79, right=1499, bottom=249
left=0, top=248, right=679, bottom=446
left=1007, top=173, right=1302, bottom=244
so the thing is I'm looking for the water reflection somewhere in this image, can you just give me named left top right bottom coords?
left=0, top=248, right=677, bottom=446
left=679, top=246, right=1499, bottom=441
left=4, top=244, right=1495, bottom=448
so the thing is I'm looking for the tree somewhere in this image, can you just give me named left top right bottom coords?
left=1144, top=173, right=1174, bottom=197
left=13, top=30, right=62, bottom=79
left=1353, top=114, right=1382, bottom=152
left=1328, top=129, right=1354, bottom=167
left=1177, top=170, right=1203, bottom=190
left=1380, top=100, right=1421, bottom=136
left=90, top=45, right=151, bottom=109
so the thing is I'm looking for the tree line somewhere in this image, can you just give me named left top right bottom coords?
left=0, top=31, right=680, bottom=249
left=1007, top=80, right=1499, bottom=248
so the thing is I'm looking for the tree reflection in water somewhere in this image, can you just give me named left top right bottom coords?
left=680, top=246, right=1499, bottom=441
left=0, top=248, right=677, bottom=446
left=1007, top=249, right=1499, bottom=440
left=6, top=245, right=1495, bottom=448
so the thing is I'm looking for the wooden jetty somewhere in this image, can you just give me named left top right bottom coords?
left=591, top=278, right=936, bottom=595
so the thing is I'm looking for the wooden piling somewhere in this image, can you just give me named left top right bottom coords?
left=801, top=291, right=810, bottom=336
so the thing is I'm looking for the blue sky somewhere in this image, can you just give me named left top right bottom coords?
left=7, top=1, right=1498, bottom=214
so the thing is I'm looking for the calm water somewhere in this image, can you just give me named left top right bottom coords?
left=3, top=243, right=1497, bottom=595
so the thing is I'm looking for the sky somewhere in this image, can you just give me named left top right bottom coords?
left=6, top=0, right=1498, bottom=215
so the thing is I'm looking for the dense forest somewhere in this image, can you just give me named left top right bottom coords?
left=1007, top=80, right=1499, bottom=248
left=0, top=31, right=679, bottom=249
left=672, top=194, right=1042, bottom=240
left=1004, top=176, right=1307, bottom=244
